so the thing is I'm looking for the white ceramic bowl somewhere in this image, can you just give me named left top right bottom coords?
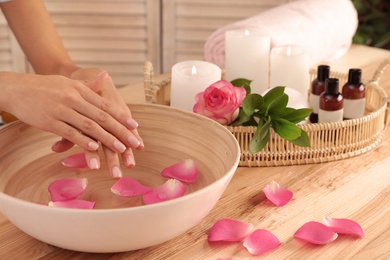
left=0, top=104, right=240, bottom=253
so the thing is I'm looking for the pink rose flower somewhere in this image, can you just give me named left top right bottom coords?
left=193, top=80, right=246, bottom=125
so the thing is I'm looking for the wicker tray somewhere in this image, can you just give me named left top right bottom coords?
left=144, top=59, right=390, bottom=166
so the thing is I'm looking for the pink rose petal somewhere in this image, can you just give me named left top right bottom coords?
left=243, top=229, right=281, bottom=255
left=294, top=221, right=338, bottom=245
left=48, top=199, right=95, bottom=209
left=208, top=218, right=254, bottom=242
left=48, top=178, right=88, bottom=202
left=62, top=153, right=88, bottom=168
left=161, top=159, right=198, bottom=184
left=323, top=216, right=364, bottom=237
left=263, top=181, right=293, bottom=206
left=111, top=177, right=152, bottom=197
left=143, top=179, right=187, bottom=205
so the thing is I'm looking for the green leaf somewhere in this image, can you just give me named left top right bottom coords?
left=230, top=78, right=252, bottom=95
left=266, top=93, right=289, bottom=116
left=242, top=94, right=263, bottom=116
left=261, top=86, right=285, bottom=111
left=281, top=108, right=313, bottom=124
left=249, top=117, right=271, bottom=153
left=289, top=130, right=311, bottom=147
left=230, top=108, right=250, bottom=126
left=279, top=107, right=295, bottom=117
left=271, top=118, right=302, bottom=141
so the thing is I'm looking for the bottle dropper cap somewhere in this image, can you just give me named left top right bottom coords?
left=348, top=68, right=362, bottom=85
left=317, top=65, right=330, bottom=81
left=325, top=78, right=339, bottom=95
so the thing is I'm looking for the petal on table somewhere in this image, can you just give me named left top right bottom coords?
left=243, top=229, right=281, bottom=255
left=111, top=177, right=152, bottom=197
left=143, top=179, right=187, bottom=205
left=294, top=221, right=338, bottom=245
left=161, top=159, right=198, bottom=184
left=208, top=218, right=254, bottom=242
left=263, top=181, right=293, bottom=206
left=323, top=216, right=364, bottom=237
left=62, top=153, right=88, bottom=168
left=48, top=199, right=95, bottom=209
left=48, top=178, right=88, bottom=202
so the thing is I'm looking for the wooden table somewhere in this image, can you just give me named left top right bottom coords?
left=1, top=45, right=390, bottom=259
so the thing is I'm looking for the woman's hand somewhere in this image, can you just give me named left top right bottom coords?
left=53, top=68, right=144, bottom=178
left=0, top=70, right=143, bottom=178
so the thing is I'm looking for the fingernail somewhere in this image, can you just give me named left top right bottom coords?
left=114, top=140, right=126, bottom=153
left=128, top=135, right=141, bottom=148
left=89, top=158, right=100, bottom=169
left=88, top=141, right=99, bottom=151
left=138, top=138, right=144, bottom=149
left=126, top=155, right=135, bottom=167
left=96, top=70, right=108, bottom=80
left=127, top=118, right=139, bottom=129
left=112, top=166, right=122, bottom=178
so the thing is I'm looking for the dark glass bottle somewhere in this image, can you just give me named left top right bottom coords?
left=342, top=68, right=365, bottom=119
left=309, top=65, right=330, bottom=123
left=318, top=78, right=343, bottom=123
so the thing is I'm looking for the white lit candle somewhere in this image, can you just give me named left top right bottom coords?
left=269, top=45, right=310, bottom=97
left=170, top=60, right=221, bottom=111
left=225, top=28, right=270, bottom=94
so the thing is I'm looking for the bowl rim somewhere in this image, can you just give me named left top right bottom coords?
left=0, top=104, right=241, bottom=214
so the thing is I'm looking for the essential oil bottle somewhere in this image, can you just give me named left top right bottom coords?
left=318, top=78, right=343, bottom=123
left=342, top=68, right=365, bottom=119
left=309, top=65, right=330, bottom=123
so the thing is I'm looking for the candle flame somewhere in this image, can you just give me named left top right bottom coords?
left=191, top=65, right=197, bottom=75
left=245, top=29, right=249, bottom=36
left=286, top=46, right=292, bottom=56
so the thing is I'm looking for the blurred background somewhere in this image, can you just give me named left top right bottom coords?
left=352, top=0, right=390, bottom=49
left=0, top=0, right=388, bottom=87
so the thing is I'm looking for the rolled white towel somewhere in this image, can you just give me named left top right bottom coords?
left=204, top=0, right=358, bottom=68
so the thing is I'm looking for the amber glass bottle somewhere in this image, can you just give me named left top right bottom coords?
left=342, top=68, right=365, bottom=119
left=318, top=78, right=343, bottom=123
left=309, top=65, right=330, bottom=123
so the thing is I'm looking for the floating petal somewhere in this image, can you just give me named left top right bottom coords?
left=143, top=179, right=187, bottom=205
left=263, top=181, right=293, bottom=206
left=111, top=177, right=152, bottom=197
left=243, top=229, right=281, bottom=255
left=161, top=159, right=198, bottom=184
left=294, top=221, right=338, bottom=245
left=48, top=199, right=95, bottom=209
left=323, top=216, right=364, bottom=237
left=208, top=218, right=254, bottom=242
left=48, top=178, right=88, bottom=202
left=62, top=153, right=88, bottom=168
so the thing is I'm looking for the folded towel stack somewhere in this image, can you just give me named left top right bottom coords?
left=204, top=0, right=358, bottom=68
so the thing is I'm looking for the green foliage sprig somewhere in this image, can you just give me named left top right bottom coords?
left=229, top=78, right=312, bottom=154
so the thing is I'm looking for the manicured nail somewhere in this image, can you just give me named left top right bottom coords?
left=88, top=141, right=99, bottom=151
left=138, top=138, right=144, bottom=149
left=89, top=158, right=100, bottom=169
left=128, top=135, right=141, bottom=148
left=114, top=140, right=126, bottom=153
left=112, top=166, right=122, bottom=178
left=127, top=118, right=139, bottom=129
left=126, top=155, right=135, bottom=167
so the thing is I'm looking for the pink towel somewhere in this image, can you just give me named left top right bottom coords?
left=204, top=0, right=358, bottom=68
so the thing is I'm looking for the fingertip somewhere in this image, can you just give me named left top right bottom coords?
left=125, top=155, right=136, bottom=168
left=111, top=166, right=123, bottom=178
left=89, top=157, right=100, bottom=170
left=87, top=141, right=99, bottom=151
left=127, top=118, right=139, bottom=129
